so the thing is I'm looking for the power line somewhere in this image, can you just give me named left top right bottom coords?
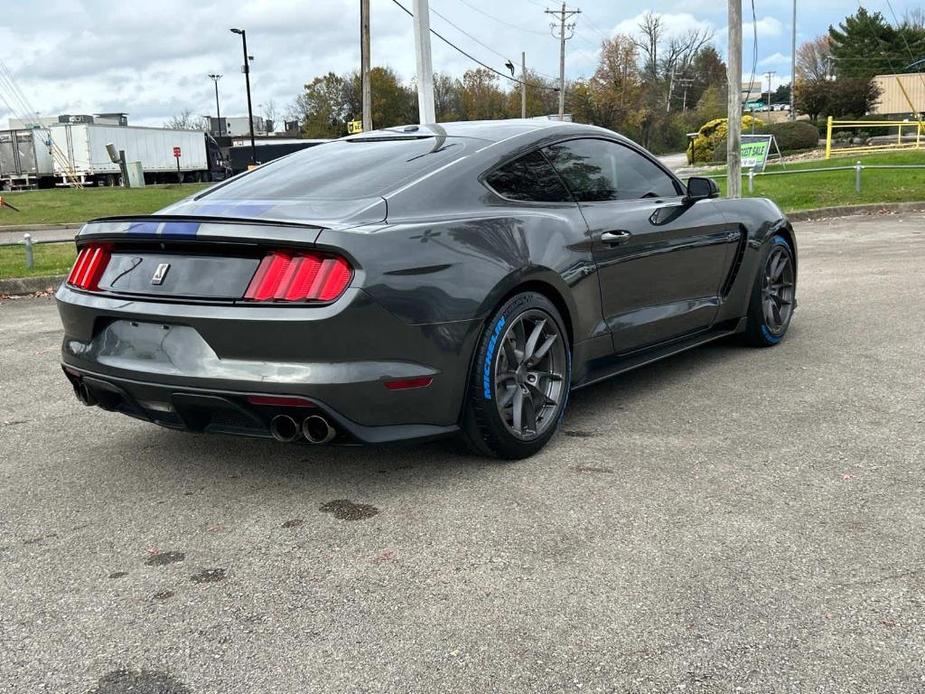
left=390, top=0, right=559, bottom=91
left=578, top=11, right=612, bottom=42
left=454, top=0, right=547, bottom=37
left=433, top=2, right=559, bottom=82
left=430, top=4, right=512, bottom=64
left=743, top=0, right=759, bottom=104
left=884, top=0, right=925, bottom=99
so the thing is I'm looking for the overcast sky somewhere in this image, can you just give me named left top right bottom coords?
left=1, top=0, right=918, bottom=128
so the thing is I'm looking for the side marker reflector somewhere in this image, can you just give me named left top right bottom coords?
left=384, top=376, right=434, bottom=390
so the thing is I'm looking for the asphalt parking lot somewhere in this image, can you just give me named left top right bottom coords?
left=1, top=213, right=923, bottom=693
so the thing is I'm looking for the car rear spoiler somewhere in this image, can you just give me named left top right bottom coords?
left=75, top=215, right=326, bottom=247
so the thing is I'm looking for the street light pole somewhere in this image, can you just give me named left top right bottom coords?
left=230, top=28, right=257, bottom=166
left=208, top=73, right=223, bottom=136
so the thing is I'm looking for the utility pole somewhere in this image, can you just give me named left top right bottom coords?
left=678, top=77, right=694, bottom=112
left=789, top=0, right=796, bottom=120
left=208, top=74, right=223, bottom=136
left=546, top=3, right=580, bottom=120
left=666, top=68, right=675, bottom=112
left=727, top=0, right=742, bottom=198
left=230, top=28, right=257, bottom=166
left=764, top=70, right=775, bottom=124
left=521, top=51, right=527, bottom=118
left=361, top=0, right=372, bottom=132
left=412, top=0, right=436, bottom=123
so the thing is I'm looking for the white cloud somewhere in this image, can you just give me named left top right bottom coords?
left=1, top=0, right=920, bottom=127
left=743, top=16, right=784, bottom=38
left=759, top=52, right=791, bottom=67
left=613, top=11, right=716, bottom=40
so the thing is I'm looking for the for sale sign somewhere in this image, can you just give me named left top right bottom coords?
left=740, top=135, right=775, bottom=171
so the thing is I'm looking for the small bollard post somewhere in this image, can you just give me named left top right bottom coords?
left=748, top=168, right=755, bottom=193
left=855, top=161, right=862, bottom=193
left=23, top=233, right=33, bottom=270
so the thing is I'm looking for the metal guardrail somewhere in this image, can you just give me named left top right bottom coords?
left=0, top=232, right=68, bottom=272
left=824, top=116, right=925, bottom=159
left=705, top=162, right=925, bottom=194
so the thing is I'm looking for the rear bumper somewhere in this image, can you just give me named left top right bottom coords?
left=62, top=366, right=458, bottom=444
left=56, top=283, right=482, bottom=440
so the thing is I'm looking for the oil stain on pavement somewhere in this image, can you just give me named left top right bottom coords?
left=320, top=499, right=379, bottom=521
left=88, top=669, right=190, bottom=694
left=190, top=568, right=226, bottom=584
left=145, top=551, right=185, bottom=567
left=573, top=464, right=615, bottom=474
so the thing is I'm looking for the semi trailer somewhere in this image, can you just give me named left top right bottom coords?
left=0, top=124, right=229, bottom=189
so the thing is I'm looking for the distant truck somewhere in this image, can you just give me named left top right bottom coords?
left=226, top=138, right=329, bottom=175
left=0, top=124, right=229, bottom=190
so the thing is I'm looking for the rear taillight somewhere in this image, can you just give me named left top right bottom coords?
left=243, top=251, right=352, bottom=302
left=66, top=245, right=111, bottom=291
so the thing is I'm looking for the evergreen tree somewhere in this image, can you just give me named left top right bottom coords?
left=829, top=8, right=902, bottom=80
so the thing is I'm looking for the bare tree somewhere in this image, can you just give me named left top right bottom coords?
left=164, top=109, right=208, bottom=130
left=796, top=36, right=833, bottom=82
left=662, top=28, right=714, bottom=77
left=903, top=7, right=925, bottom=29
left=259, top=99, right=279, bottom=132
left=633, top=12, right=664, bottom=79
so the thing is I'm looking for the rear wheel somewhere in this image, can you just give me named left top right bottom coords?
left=461, top=292, right=571, bottom=459
left=743, top=235, right=796, bottom=346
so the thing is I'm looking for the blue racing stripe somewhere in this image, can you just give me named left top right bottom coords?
left=160, top=221, right=200, bottom=237
left=125, top=221, right=160, bottom=235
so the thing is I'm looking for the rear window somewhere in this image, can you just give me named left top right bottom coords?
left=200, top=137, right=469, bottom=200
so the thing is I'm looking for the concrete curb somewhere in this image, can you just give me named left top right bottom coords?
left=0, top=224, right=81, bottom=233
left=787, top=201, right=925, bottom=221
left=0, top=274, right=65, bottom=296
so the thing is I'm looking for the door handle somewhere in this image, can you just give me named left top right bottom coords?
left=601, top=230, right=632, bottom=246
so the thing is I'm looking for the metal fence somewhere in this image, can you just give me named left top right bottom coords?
left=824, top=117, right=925, bottom=159
left=705, top=161, right=925, bottom=192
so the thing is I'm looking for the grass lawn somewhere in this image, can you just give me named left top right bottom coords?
left=710, top=150, right=925, bottom=212
left=0, top=183, right=209, bottom=227
left=0, top=241, right=76, bottom=279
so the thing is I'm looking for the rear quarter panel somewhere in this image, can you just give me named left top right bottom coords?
left=317, top=206, right=603, bottom=341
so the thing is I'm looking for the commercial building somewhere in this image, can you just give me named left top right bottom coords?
left=871, top=73, right=925, bottom=115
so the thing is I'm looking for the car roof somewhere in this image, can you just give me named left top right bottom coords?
left=348, top=119, right=611, bottom=145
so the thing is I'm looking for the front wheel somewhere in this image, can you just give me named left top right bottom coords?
left=461, top=292, right=571, bottom=459
left=743, top=235, right=796, bottom=346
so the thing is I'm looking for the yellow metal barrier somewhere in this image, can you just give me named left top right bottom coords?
left=824, top=116, right=925, bottom=159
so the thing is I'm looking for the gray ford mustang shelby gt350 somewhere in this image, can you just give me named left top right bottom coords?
left=57, top=120, right=796, bottom=459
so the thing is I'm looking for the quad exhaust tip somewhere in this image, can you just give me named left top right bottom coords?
left=269, top=414, right=301, bottom=443
left=302, top=415, right=336, bottom=445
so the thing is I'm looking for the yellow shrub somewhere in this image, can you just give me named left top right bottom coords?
left=687, top=115, right=762, bottom=163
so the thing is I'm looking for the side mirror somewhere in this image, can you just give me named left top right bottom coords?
left=685, top=176, right=719, bottom=202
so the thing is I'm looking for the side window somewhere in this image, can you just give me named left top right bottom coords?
left=542, top=139, right=681, bottom=202
left=484, top=150, right=572, bottom=202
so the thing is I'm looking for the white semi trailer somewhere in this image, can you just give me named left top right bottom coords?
left=0, top=129, right=54, bottom=189
left=0, top=124, right=226, bottom=189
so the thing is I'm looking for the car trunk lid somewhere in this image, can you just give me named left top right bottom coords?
left=71, top=215, right=353, bottom=302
